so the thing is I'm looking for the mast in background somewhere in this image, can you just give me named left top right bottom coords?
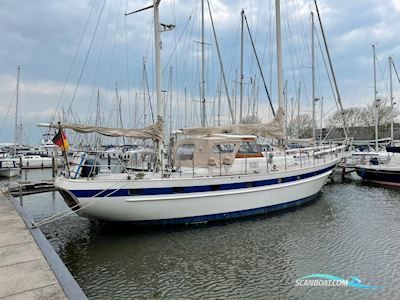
left=168, top=66, right=173, bottom=135
left=297, top=83, right=301, bottom=139
left=240, top=9, right=244, bottom=123
left=14, top=66, right=21, bottom=155
left=311, top=11, right=316, bottom=141
left=320, top=96, right=323, bottom=142
left=373, top=44, right=378, bottom=152
left=389, top=56, right=394, bottom=146
left=184, top=87, right=187, bottom=128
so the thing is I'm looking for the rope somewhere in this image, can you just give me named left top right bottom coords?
left=66, top=0, right=107, bottom=121
left=376, top=56, right=389, bottom=95
left=243, top=11, right=275, bottom=117
left=32, top=179, right=130, bottom=228
left=0, top=90, right=15, bottom=134
left=50, top=0, right=96, bottom=125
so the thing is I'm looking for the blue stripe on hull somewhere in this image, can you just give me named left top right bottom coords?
left=71, top=165, right=335, bottom=198
left=108, top=192, right=321, bottom=226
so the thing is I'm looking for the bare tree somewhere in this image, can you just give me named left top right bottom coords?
left=287, top=114, right=313, bottom=138
left=326, top=107, right=364, bottom=135
left=327, top=99, right=398, bottom=124
left=360, top=98, right=394, bottom=127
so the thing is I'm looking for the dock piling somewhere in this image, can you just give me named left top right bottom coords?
left=19, top=184, right=23, bottom=206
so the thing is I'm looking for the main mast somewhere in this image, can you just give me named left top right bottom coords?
left=154, top=0, right=162, bottom=126
left=275, top=0, right=284, bottom=112
left=201, top=0, right=206, bottom=127
left=153, top=0, right=163, bottom=172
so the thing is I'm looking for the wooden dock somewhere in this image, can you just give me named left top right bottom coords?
left=8, top=180, right=55, bottom=196
left=0, top=187, right=86, bottom=299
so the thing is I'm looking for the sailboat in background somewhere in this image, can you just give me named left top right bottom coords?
left=0, top=67, right=61, bottom=174
left=37, top=0, right=345, bottom=225
left=0, top=67, right=21, bottom=178
left=354, top=51, right=400, bottom=188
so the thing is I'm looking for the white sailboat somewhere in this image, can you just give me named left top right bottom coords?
left=0, top=67, right=21, bottom=178
left=47, top=0, right=344, bottom=224
left=353, top=52, right=400, bottom=188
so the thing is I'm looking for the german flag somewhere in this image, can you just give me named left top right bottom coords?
left=52, top=129, right=69, bottom=151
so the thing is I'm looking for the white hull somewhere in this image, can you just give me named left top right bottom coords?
left=0, top=168, right=20, bottom=178
left=55, top=160, right=338, bottom=223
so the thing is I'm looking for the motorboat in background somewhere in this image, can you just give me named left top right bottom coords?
left=19, top=154, right=61, bottom=169
left=355, top=146, right=400, bottom=189
left=39, top=133, right=62, bottom=157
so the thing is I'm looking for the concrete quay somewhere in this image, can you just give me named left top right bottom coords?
left=0, top=188, right=86, bottom=299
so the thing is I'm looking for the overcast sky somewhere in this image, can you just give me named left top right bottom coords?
left=1, top=0, right=400, bottom=144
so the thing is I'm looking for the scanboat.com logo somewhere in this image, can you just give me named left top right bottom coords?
left=295, top=274, right=383, bottom=289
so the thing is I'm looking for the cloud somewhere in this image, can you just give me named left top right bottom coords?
left=1, top=0, right=400, bottom=143
left=393, top=0, right=400, bottom=10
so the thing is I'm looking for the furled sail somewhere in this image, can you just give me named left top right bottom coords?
left=287, top=138, right=315, bottom=144
left=58, top=120, right=164, bottom=141
left=181, top=108, right=284, bottom=139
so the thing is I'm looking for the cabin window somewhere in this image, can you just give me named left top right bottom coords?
left=176, top=144, right=195, bottom=160
left=211, top=143, right=235, bottom=154
left=238, top=141, right=261, bottom=154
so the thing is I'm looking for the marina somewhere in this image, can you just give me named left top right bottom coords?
left=2, top=169, right=399, bottom=299
left=1, top=0, right=400, bottom=298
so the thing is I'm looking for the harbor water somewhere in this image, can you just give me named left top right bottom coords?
left=3, top=169, right=400, bottom=299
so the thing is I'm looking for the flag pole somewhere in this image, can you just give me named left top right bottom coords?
left=58, top=122, right=70, bottom=177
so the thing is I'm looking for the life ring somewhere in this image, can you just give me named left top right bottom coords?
left=223, top=157, right=232, bottom=165
left=208, top=158, right=216, bottom=166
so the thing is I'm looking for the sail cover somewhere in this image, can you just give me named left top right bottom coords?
left=287, top=138, right=315, bottom=144
left=58, top=120, right=164, bottom=141
left=181, top=108, right=284, bottom=139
